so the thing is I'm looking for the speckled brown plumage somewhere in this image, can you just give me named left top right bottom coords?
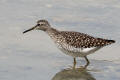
left=59, top=31, right=115, bottom=48
left=47, top=28, right=115, bottom=48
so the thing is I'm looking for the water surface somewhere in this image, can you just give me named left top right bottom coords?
left=0, top=0, right=120, bottom=80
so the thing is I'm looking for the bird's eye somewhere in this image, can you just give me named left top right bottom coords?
left=37, top=24, right=40, bottom=26
left=37, top=23, right=44, bottom=26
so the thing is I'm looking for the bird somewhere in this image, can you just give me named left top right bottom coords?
left=23, top=19, right=115, bottom=68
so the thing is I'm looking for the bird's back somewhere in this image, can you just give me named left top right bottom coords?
left=60, top=31, right=115, bottom=48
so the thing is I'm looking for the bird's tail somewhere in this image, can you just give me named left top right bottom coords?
left=106, top=40, right=115, bottom=44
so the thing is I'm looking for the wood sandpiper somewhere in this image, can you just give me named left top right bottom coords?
left=23, top=19, right=115, bottom=68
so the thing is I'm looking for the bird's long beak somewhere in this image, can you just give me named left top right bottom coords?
left=23, top=25, right=37, bottom=34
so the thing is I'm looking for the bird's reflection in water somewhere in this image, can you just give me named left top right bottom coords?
left=52, top=67, right=96, bottom=80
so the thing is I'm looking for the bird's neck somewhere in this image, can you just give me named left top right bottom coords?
left=46, top=27, right=60, bottom=37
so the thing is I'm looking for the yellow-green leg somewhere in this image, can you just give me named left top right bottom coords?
left=84, top=56, right=90, bottom=68
left=73, top=58, right=76, bottom=69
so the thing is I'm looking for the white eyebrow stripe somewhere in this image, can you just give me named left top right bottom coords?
left=39, top=22, right=45, bottom=24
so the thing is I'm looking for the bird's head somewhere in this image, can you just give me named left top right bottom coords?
left=23, top=20, right=51, bottom=33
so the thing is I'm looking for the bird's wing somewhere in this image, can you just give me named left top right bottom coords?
left=60, top=31, right=115, bottom=48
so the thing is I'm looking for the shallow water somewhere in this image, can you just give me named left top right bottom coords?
left=0, top=0, right=120, bottom=80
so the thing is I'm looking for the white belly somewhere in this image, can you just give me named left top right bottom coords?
left=56, top=43, right=102, bottom=57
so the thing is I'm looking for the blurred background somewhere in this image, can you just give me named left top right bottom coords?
left=0, top=0, right=120, bottom=80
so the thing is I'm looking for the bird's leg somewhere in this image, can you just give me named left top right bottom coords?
left=73, top=58, right=76, bottom=69
left=84, top=56, right=90, bottom=68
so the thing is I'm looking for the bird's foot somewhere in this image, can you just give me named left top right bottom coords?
left=78, top=66, right=86, bottom=69
left=66, top=65, right=77, bottom=70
